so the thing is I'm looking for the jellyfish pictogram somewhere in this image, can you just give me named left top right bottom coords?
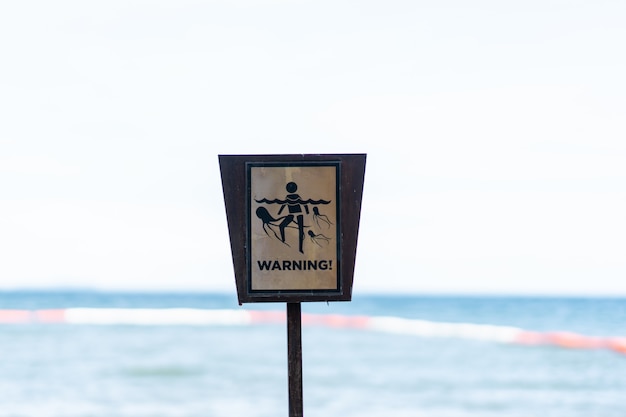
left=307, top=230, right=331, bottom=247
left=312, top=206, right=333, bottom=229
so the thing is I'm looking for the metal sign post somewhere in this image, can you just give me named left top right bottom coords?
left=219, top=154, right=366, bottom=416
left=287, top=302, right=303, bottom=417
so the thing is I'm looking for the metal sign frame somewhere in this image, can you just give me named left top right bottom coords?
left=219, top=153, right=366, bottom=304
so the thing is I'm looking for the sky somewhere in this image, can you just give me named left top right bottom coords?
left=1, top=0, right=625, bottom=295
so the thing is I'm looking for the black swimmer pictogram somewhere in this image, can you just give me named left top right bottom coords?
left=255, top=181, right=333, bottom=254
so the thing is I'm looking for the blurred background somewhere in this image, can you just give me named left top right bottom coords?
left=1, top=1, right=626, bottom=416
left=1, top=0, right=625, bottom=295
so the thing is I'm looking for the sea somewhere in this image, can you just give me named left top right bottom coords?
left=1, top=291, right=626, bottom=417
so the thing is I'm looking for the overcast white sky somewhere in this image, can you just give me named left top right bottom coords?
left=1, top=0, right=625, bottom=295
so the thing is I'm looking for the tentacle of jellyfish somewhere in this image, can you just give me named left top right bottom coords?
left=256, top=206, right=300, bottom=246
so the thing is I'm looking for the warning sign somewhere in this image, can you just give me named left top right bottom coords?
left=219, top=154, right=365, bottom=304
left=248, top=162, right=340, bottom=292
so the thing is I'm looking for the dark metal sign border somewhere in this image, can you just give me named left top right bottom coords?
left=246, top=161, right=342, bottom=295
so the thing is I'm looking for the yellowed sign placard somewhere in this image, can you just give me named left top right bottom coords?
left=248, top=162, right=339, bottom=291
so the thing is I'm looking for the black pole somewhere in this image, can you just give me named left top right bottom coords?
left=287, top=302, right=303, bottom=417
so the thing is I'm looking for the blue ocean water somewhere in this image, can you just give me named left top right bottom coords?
left=1, top=291, right=626, bottom=417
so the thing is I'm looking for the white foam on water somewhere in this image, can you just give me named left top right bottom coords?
left=367, top=316, right=523, bottom=343
left=64, top=308, right=252, bottom=326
